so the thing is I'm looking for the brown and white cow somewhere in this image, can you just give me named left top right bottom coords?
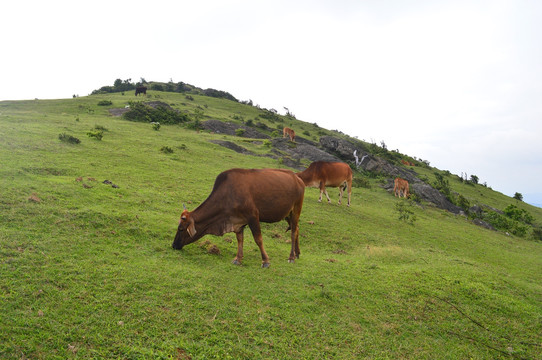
left=283, top=127, right=296, bottom=142
left=297, top=161, right=353, bottom=206
left=394, top=177, right=410, bottom=198
left=172, top=168, right=305, bottom=267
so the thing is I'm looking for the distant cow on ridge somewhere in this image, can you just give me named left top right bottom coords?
left=297, top=161, right=353, bottom=206
left=172, top=168, right=305, bottom=267
left=283, top=127, right=296, bottom=142
left=135, top=86, right=147, bottom=96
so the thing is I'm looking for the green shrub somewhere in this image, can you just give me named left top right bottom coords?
left=235, top=128, right=245, bottom=137
left=483, top=211, right=529, bottom=237
left=87, top=130, right=103, bottom=140
left=532, top=227, right=542, bottom=241
left=455, top=194, right=470, bottom=213
left=94, top=125, right=108, bottom=132
left=160, top=146, right=174, bottom=154
left=503, top=204, right=534, bottom=224
left=352, top=177, right=371, bottom=188
left=151, top=122, right=161, bottom=131
left=123, top=102, right=189, bottom=125
left=186, top=119, right=203, bottom=131
left=58, top=133, right=81, bottom=144
left=97, top=100, right=113, bottom=106
left=433, top=172, right=451, bottom=200
left=263, top=140, right=272, bottom=147
left=395, top=199, right=417, bottom=225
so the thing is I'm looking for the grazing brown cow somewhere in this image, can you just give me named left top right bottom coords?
left=172, top=168, right=305, bottom=267
left=135, top=86, right=147, bottom=96
left=297, top=161, right=353, bottom=206
left=283, top=127, right=296, bottom=142
left=394, top=177, right=410, bottom=198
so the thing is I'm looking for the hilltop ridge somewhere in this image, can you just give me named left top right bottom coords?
left=96, top=79, right=542, bottom=240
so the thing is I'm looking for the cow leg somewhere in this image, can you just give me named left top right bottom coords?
left=248, top=219, right=270, bottom=268
left=320, top=182, right=331, bottom=203
left=232, top=228, right=245, bottom=265
left=338, top=183, right=344, bottom=205
left=289, top=223, right=300, bottom=262
left=324, top=189, right=331, bottom=203
left=347, top=180, right=352, bottom=206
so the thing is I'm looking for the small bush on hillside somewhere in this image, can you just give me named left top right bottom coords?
left=259, top=110, right=281, bottom=123
left=455, top=194, right=470, bottom=213
left=123, top=102, right=189, bottom=125
left=160, top=146, right=174, bottom=154
left=503, top=204, right=534, bottom=225
left=395, top=200, right=417, bottom=225
left=433, top=172, right=452, bottom=201
left=186, top=119, right=203, bottom=131
left=263, top=140, right=272, bottom=147
left=483, top=211, right=529, bottom=237
left=532, top=227, right=542, bottom=241
left=94, top=125, right=108, bottom=132
left=151, top=122, right=161, bottom=131
left=235, top=128, right=245, bottom=137
left=271, top=130, right=280, bottom=138
left=352, top=177, right=371, bottom=189
left=59, top=133, right=81, bottom=144
left=87, top=130, right=103, bottom=140
left=151, top=84, right=164, bottom=91
left=97, top=100, right=113, bottom=106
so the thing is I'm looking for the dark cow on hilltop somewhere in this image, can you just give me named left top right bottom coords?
left=297, top=161, right=353, bottom=206
left=172, top=168, right=305, bottom=267
left=135, top=86, right=147, bottom=96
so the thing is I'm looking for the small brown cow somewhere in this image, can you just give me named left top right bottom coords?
left=394, top=177, right=410, bottom=198
left=283, top=127, right=296, bottom=142
left=172, top=168, right=305, bottom=267
left=297, top=161, right=353, bottom=206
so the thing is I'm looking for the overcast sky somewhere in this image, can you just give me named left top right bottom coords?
left=3, top=0, right=542, bottom=206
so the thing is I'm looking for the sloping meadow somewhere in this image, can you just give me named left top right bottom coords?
left=1, top=94, right=541, bottom=359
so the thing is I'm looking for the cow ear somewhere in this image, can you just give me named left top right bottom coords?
left=187, top=218, right=197, bottom=237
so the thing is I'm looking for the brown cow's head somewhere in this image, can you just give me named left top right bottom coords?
left=172, top=208, right=197, bottom=250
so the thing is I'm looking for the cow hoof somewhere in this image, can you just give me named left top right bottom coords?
left=261, top=262, right=270, bottom=268
left=288, top=259, right=295, bottom=263
left=232, top=259, right=242, bottom=266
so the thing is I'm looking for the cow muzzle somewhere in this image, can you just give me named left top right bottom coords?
left=172, top=232, right=184, bottom=250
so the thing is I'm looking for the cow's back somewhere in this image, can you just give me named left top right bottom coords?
left=212, top=168, right=304, bottom=222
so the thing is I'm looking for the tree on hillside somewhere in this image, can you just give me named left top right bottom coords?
left=513, top=192, right=523, bottom=202
left=470, top=175, right=479, bottom=184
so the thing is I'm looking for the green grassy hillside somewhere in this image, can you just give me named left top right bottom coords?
left=1, top=91, right=541, bottom=359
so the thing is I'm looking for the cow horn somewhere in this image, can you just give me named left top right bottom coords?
left=183, top=203, right=187, bottom=210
